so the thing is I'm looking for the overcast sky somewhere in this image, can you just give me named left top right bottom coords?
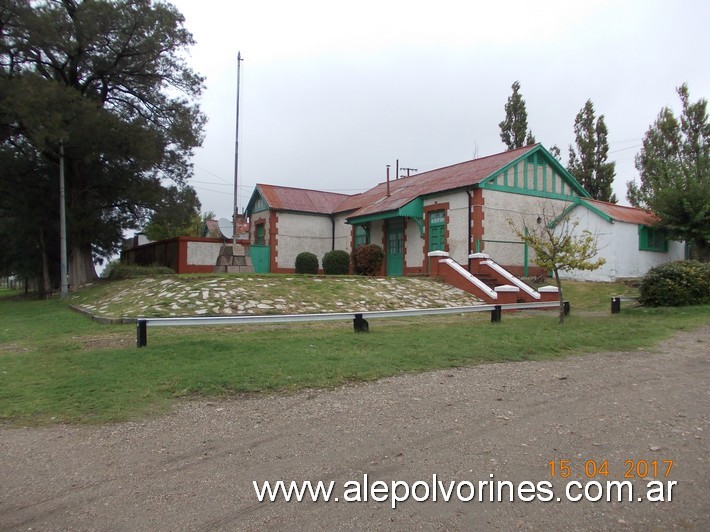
left=168, top=0, right=710, bottom=218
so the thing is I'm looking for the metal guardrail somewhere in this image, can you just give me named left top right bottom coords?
left=136, top=300, right=570, bottom=347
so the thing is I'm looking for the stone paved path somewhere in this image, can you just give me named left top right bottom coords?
left=72, top=276, right=484, bottom=319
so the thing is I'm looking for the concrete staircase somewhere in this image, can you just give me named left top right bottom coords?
left=214, top=243, right=254, bottom=273
left=428, top=251, right=559, bottom=304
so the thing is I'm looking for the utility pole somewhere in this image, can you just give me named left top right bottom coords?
left=232, top=51, right=243, bottom=244
left=59, top=140, right=69, bottom=298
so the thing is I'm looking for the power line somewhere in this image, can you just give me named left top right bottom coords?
left=190, top=179, right=232, bottom=186
left=609, top=144, right=641, bottom=154
left=194, top=165, right=230, bottom=183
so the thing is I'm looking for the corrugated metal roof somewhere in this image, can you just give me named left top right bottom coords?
left=584, top=199, right=658, bottom=226
left=257, top=184, right=352, bottom=215
left=342, top=144, right=538, bottom=219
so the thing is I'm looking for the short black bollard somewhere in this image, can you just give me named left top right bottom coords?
left=353, top=313, right=369, bottom=332
left=490, top=305, right=502, bottom=323
left=564, top=301, right=571, bottom=316
left=611, top=297, right=621, bottom=314
left=137, top=319, right=147, bottom=347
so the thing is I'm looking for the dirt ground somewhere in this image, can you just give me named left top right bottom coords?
left=1, top=327, right=708, bottom=531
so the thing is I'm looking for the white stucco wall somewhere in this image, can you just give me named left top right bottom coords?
left=561, top=205, right=686, bottom=281
left=404, top=217, right=423, bottom=269
left=275, top=212, right=341, bottom=270
left=186, top=241, right=222, bottom=266
left=369, top=221, right=385, bottom=253
left=333, top=213, right=352, bottom=252
left=481, top=190, right=573, bottom=266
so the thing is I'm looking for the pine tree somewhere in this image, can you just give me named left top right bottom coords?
left=627, top=84, right=710, bottom=258
left=499, top=81, right=536, bottom=150
left=568, top=100, right=617, bottom=203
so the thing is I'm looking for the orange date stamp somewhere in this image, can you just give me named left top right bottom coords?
left=548, top=459, right=674, bottom=479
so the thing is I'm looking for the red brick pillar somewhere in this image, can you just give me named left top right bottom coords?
left=494, top=285, right=520, bottom=304
left=538, top=285, right=560, bottom=302
left=427, top=251, right=449, bottom=276
left=468, top=252, right=490, bottom=275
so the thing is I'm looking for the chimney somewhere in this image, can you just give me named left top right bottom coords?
left=386, top=165, right=391, bottom=197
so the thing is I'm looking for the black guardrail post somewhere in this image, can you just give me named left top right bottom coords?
left=137, top=319, right=147, bottom=347
left=491, top=305, right=502, bottom=323
left=611, top=297, right=621, bottom=314
left=353, top=313, right=369, bottom=332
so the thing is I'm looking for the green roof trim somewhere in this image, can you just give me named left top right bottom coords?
left=398, top=197, right=423, bottom=218
left=479, top=145, right=591, bottom=199
left=347, top=209, right=399, bottom=225
left=244, top=186, right=269, bottom=217
left=548, top=197, right=614, bottom=228
left=482, top=184, right=581, bottom=202
left=347, top=197, right=423, bottom=225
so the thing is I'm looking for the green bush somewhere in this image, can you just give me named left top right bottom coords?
left=639, top=260, right=710, bottom=307
left=322, top=250, right=350, bottom=275
left=352, top=244, right=384, bottom=276
left=295, top=252, right=319, bottom=274
left=108, top=263, right=175, bottom=280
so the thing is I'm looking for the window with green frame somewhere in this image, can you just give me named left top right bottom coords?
left=354, top=224, right=370, bottom=247
left=255, top=223, right=266, bottom=246
left=638, top=225, right=668, bottom=252
left=428, top=209, right=446, bottom=252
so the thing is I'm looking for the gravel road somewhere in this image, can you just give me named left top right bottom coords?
left=1, top=326, right=708, bottom=531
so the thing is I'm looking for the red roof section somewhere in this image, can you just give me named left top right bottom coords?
left=256, top=184, right=352, bottom=215
left=584, top=199, right=658, bottom=225
left=339, top=144, right=538, bottom=218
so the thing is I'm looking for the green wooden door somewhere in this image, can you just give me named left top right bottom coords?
left=428, top=210, right=446, bottom=252
left=386, top=219, right=404, bottom=276
left=250, top=246, right=270, bottom=273
left=249, top=223, right=270, bottom=273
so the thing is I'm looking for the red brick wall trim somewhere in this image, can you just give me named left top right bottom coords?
left=270, top=211, right=278, bottom=273
left=380, top=221, right=387, bottom=276
left=125, top=236, right=228, bottom=274
left=471, top=188, right=484, bottom=253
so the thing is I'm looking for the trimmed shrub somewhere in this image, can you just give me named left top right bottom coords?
left=322, top=250, right=350, bottom=275
left=295, top=252, right=319, bottom=274
left=352, top=244, right=384, bottom=276
left=639, top=260, right=710, bottom=307
left=108, top=263, right=175, bottom=280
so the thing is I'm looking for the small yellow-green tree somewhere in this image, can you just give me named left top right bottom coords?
left=509, top=211, right=606, bottom=323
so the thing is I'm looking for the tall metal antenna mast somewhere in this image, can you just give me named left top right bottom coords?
left=400, top=167, right=417, bottom=178
left=232, top=51, right=243, bottom=243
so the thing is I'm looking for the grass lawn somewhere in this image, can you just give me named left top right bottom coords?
left=1, top=279, right=707, bottom=426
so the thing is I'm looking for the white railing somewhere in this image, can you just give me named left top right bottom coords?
left=480, top=259, right=541, bottom=300
left=441, top=258, right=498, bottom=300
